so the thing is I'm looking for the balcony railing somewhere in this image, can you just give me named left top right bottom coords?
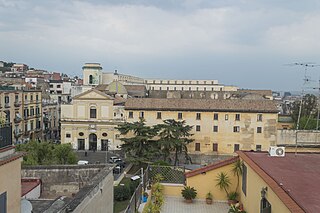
left=14, top=102, right=21, bottom=107
left=4, top=103, right=10, bottom=108
left=14, top=117, right=22, bottom=123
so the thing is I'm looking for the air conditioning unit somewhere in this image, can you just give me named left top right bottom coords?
left=269, top=146, right=285, bottom=157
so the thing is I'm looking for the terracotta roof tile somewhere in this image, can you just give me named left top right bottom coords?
left=125, top=98, right=278, bottom=113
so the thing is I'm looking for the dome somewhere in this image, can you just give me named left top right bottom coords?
left=106, top=81, right=127, bottom=94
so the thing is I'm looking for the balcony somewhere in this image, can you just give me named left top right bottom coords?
left=35, top=114, right=41, bottom=118
left=4, top=103, right=10, bottom=108
left=35, top=128, right=42, bottom=132
left=14, top=117, right=22, bottom=123
left=14, top=129, right=23, bottom=137
left=43, top=116, right=50, bottom=123
left=14, top=102, right=21, bottom=107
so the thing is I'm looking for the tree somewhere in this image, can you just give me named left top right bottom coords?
left=291, top=94, right=319, bottom=129
left=216, top=172, right=231, bottom=197
left=16, top=141, right=78, bottom=165
left=116, top=119, right=159, bottom=165
left=156, top=119, right=194, bottom=166
left=232, top=160, right=243, bottom=193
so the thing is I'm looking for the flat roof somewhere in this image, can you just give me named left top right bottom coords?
left=239, top=151, right=320, bottom=213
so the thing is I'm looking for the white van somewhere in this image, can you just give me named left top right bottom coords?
left=77, top=160, right=89, bottom=165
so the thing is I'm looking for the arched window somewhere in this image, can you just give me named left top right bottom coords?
left=89, top=75, right=93, bottom=84
left=90, top=107, right=96, bottom=118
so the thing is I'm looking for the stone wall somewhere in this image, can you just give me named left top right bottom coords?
left=277, top=130, right=320, bottom=145
left=21, top=165, right=105, bottom=198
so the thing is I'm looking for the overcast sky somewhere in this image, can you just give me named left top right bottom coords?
left=1, top=0, right=320, bottom=91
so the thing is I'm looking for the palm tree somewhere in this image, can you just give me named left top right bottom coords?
left=157, top=119, right=194, bottom=165
left=216, top=172, right=231, bottom=197
left=232, top=159, right=243, bottom=192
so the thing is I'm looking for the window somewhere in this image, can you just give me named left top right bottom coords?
left=129, top=112, right=133, bottom=118
left=195, top=143, right=200, bottom=151
left=242, top=164, right=247, bottom=195
left=233, top=126, right=240, bottom=132
left=30, top=95, right=33, bottom=101
left=257, top=114, right=263, bottom=121
left=234, top=144, right=240, bottom=152
left=78, top=139, right=85, bottom=150
left=89, top=75, right=93, bottom=84
left=257, top=127, right=262, bottom=133
left=225, top=114, right=229, bottom=120
left=36, top=95, right=39, bottom=101
left=90, top=107, right=96, bottom=118
left=50, top=84, right=53, bottom=88
left=196, top=125, right=201, bottom=131
left=79, top=132, right=84, bottom=136
left=25, top=95, right=27, bottom=101
left=214, top=113, right=218, bottom=120
left=167, top=87, right=169, bottom=91
left=66, top=133, right=71, bottom=138
left=57, top=85, right=61, bottom=88
left=261, top=198, right=271, bottom=213
left=157, top=112, right=162, bottom=119
left=4, top=96, right=9, bottom=104
left=114, top=112, right=116, bottom=117
left=213, top=126, right=218, bottom=132
left=102, top=132, right=108, bottom=137
left=256, top=145, right=262, bottom=151
left=174, top=87, right=176, bottom=91
left=0, top=192, right=7, bottom=213
left=178, top=112, right=183, bottom=120
left=15, top=95, right=18, bottom=102
left=213, top=143, right=218, bottom=152
left=196, top=113, right=201, bottom=120
left=139, top=111, right=144, bottom=118
left=235, top=114, right=240, bottom=121
left=30, top=121, right=34, bottom=130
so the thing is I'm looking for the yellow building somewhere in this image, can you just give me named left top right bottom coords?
left=60, top=89, right=125, bottom=151
left=0, top=143, right=23, bottom=213
left=125, top=98, right=278, bottom=154
left=0, top=87, right=42, bottom=143
left=183, top=151, right=314, bottom=213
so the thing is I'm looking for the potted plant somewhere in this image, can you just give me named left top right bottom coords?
left=228, top=203, right=246, bottom=213
left=142, top=191, right=148, bottom=203
left=206, top=192, right=213, bottom=204
left=181, top=186, right=197, bottom=203
left=227, top=192, right=238, bottom=206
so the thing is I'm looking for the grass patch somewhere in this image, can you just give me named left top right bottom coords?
left=114, top=200, right=129, bottom=213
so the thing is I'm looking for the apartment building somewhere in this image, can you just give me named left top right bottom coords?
left=125, top=98, right=278, bottom=154
left=42, top=101, right=60, bottom=141
left=60, top=89, right=125, bottom=151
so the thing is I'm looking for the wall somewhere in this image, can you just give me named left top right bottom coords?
left=71, top=168, right=114, bottom=213
left=186, top=163, right=237, bottom=200
left=23, top=184, right=41, bottom=199
left=0, top=158, right=22, bottom=213
left=21, top=165, right=105, bottom=198
left=277, top=129, right=320, bottom=145
left=127, top=110, right=277, bottom=154
left=162, top=184, right=184, bottom=197
left=239, top=161, right=290, bottom=213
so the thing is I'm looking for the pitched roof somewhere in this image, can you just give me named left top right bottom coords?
left=238, top=151, right=320, bottom=213
left=125, top=98, right=279, bottom=113
left=72, top=89, right=114, bottom=100
left=185, top=157, right=239, bottom=178
left=21, top=178, right=41, bottom=196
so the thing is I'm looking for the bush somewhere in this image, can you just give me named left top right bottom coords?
left=181, top=186, right=197, bottom=200
left=129, top=180, right=140, bottom=195
left=114, top=185, right=131, bottom=201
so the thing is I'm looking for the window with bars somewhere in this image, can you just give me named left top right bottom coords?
left=157, top=112, right=162, bottom=119
left=195, top=143, right=200, bottom=151
left=196, top=125, right=201, bottom=132
left=235, top=114, right=240, bottom=121
left=213, top=126, right=218, bottom=132
left=178, top=112, right=183, bottom=120
left=257, top=127, right=262, bottom=133
left=213, top=143, right=218, bottom=152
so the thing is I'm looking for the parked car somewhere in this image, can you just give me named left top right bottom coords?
left=109, top=156, right=118, bottom=163
left=77, top=160, right=89, bottom=165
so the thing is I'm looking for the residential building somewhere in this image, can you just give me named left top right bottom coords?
left=49, top=80, right=72, bottom=103
left=11, top=63, right=29, bottom=72
left=183, top=150, right=315, bottom=213
left=145, top=79, right=238, bottom=92
left=0, top=125, right=24, bottom=213
left=42, top=101, right=60, bottom=141
left=60, top=89, right=125, bottom=151
left=125, top=98, right=278, bottom=154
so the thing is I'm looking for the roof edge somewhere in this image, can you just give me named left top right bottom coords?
left=185, top=156, right=239, bottom=178
left=237, top=151, right=305, bottom=213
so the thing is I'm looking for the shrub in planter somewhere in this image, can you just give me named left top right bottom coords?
left=181, top=186, right=197, bottom=203
left=114, top=185, right=131, bottom=201
left=206, top=192, right=213, bottom=205
left=227, top=192, right=238, bottom=206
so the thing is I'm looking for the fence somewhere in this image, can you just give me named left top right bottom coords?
left=148, top=165, right=185, bottom=184
left=124, top=167, right=149, bottom=213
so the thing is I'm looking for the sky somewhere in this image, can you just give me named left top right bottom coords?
left=1, top=0, right=320, bottom=91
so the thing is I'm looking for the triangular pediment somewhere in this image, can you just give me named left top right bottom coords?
left=73, top=89, right=114, bottom=100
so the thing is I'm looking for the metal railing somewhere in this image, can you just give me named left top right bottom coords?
left=149, top=165, right=185, bottom=184
left=124, top=167, right=149, bottom=213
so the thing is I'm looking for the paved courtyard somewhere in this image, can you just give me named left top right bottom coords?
left=162, top=196, right=229, bottom=213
